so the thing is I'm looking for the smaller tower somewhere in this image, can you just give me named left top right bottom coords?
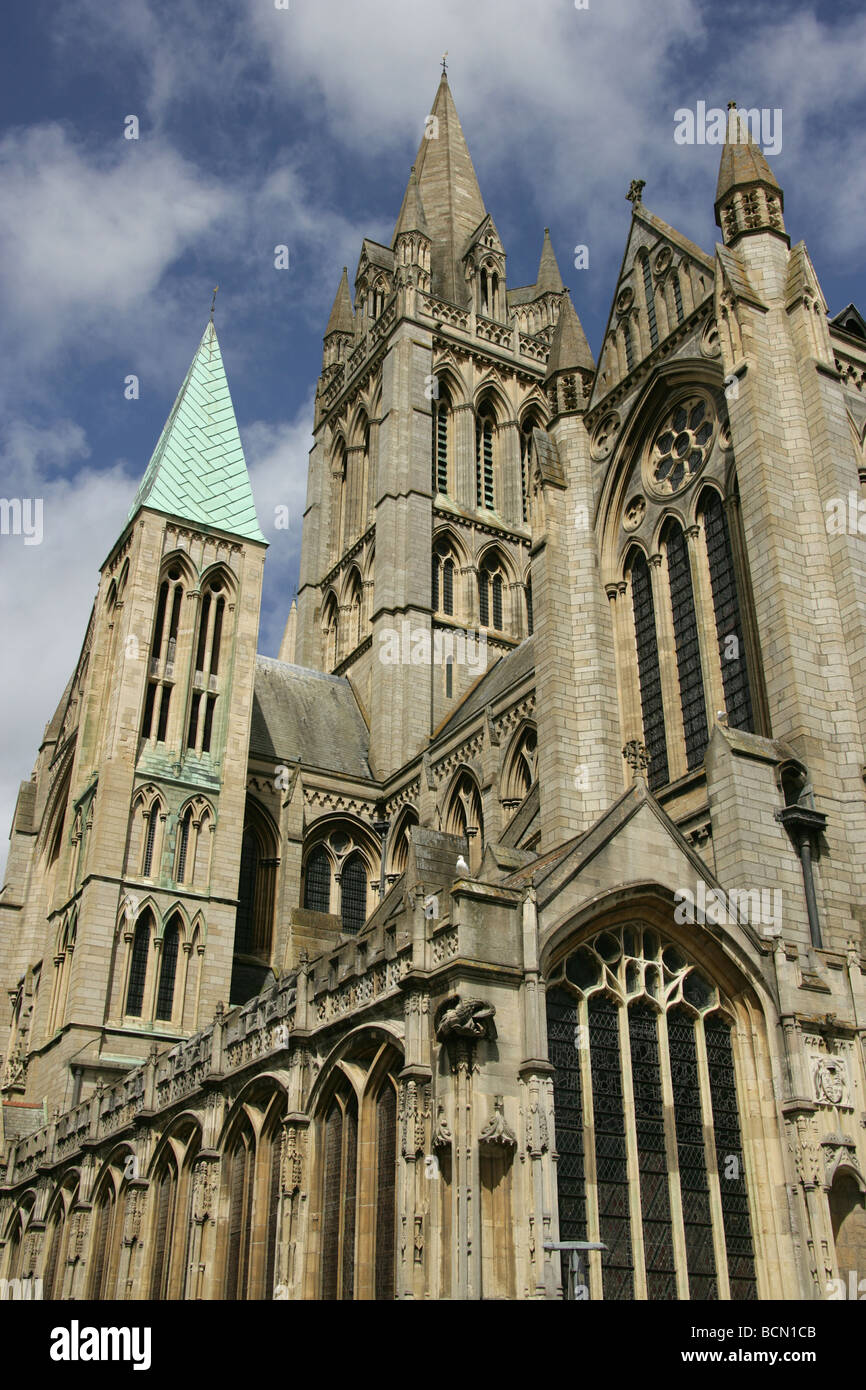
left=714, top=101, right=787, bottom=250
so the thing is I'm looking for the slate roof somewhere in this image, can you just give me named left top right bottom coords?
left=249, top=656, right=371, bottom=777
left=128, top=320, right=265, bottom=543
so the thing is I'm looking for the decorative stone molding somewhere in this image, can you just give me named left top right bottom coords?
left=479, top=1096, right=517, bottom=1149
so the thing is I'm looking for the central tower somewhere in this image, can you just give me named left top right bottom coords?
left=295, top=73, right=593, bottom=779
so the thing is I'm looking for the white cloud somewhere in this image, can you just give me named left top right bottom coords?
left=244, top=401, right=316, bottom=655
left=0, top=124, right=235, bottom=377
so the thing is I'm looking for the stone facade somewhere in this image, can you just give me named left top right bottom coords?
left=1, top=82, right=865, bottom=1301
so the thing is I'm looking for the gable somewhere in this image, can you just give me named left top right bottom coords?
left=589, top=205, right=715, bottom=413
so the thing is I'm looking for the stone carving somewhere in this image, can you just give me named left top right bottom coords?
left=192, top=1161, right=217, bottom=1223
left=788, top=1115, right=822, bottom=1187
left=435, top=995, right=496, bottom=1042
left=479, top=1096, right=517, bottom=1149
left=399, top=1081, right=430, bottom=1158
left=123, top=1187, right=145, bottom=1246
left=590, top=411, right=620, bottom=462
left=813, top=1054, right=849, bottom=1107
left=623, top=495, right=646, bottom=532
left=525, top=1076, right=550, bottom=1155
left=281, top=1127, right=304, bottom=1194
left=432, top=1103, right=452, bottom=1151
left=700, top=318, right=722, bottom=358
left=622, top=740, right=650, bottom=774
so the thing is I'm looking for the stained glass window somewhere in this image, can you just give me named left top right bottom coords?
left=589, top=993, right=634, bottom=1300
left=547, top=924, right=757, bottom=1301
left=340, top=853, right=367, bottom=935
left=629, top=1001, right=676, bottom=1298
left=304, top=844, right=331, bottom=914
left=155, top=916, right=179, bottom=1022
left=705, top=1015, right=757, bottom=1299
left=668, top=1008, right=717, bottom=1299
left=642, top=256, right=659, bottom=350
left=665, top=524, right=709, bottom=769
left=546, top=989, right=586, bottom=1244
left=375, top=1083, right=397, bottom=1300
left=125, top=918, right=150, bottom=1017
left=630, top=552, right=669, bottom=789
left=702, top=490, right=754, bottom=733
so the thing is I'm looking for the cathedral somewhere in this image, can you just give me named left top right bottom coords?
left=1, top=74, right=865, bottom=1302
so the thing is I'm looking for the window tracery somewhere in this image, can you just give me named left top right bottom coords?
left=546, top=923, right=757, bottom=1300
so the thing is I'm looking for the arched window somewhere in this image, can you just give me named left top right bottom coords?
left=42, top=1194, right=71, bottom=1299
left=671, top=273, right=684, bottom=325
left=432, top=541, right=458, bottom=619
left=149, top=1154, right=178, bottom=1299
left=187, top=575, right=228, bottom=756
left=432, top=386, right=451, bottom=495
left=322, top=592, right=339, bottom=670
left=155, top=915, right=181, bottom=1022
left=641, top=254, right=659, bottom=350
left=389, top=809, right=419, bottom=878
left=142, top=564, right=186, bottom=744
left=627, top=550, right=669, bottom=790
left=321, top=1085, right=359, bottom=1300
left=264, top=1124, right=284, bottom=1299
left=340, top=853, right=368, bottom=935
left=230, top=806, right=278, bottom=1005
left=346, top=571, right=363, bottom=653
left=478, top=554, right=507, bottom=632
left=86, top=1179, right=117, bottom=1298
left=700, top=490, right=754, bottom=733
left=331, top=441, right=347, bottom=560
left=547, top=923, right=757, bottom=1300
left=374, top=1078, right=398, bottom=1301
left=49, top=914, right=76, bottom=1034
left=445, top=771, right=484, bottom=873
left=503, top=725, right=537, bottom=807
left=304, top=844, right=332, bottom=913
left=663, top=522, right=709, bottom=769
left=525, top=576, right=534, bottom=635
left=125, top=786, right=164, bottom=881
left=623, top=317, right=635, bottom=373
left=476, top=406, right=496, bottom=510
left=125, top=915, right=151, bottom=1017
left=176, top=807, right=192, bottom=883
left=520, top=414, right=542, bottom=523
left=224, top=1123, right=255, bottom=1300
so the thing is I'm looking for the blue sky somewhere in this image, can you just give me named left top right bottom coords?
left=1, top=0, right=864, bottom=874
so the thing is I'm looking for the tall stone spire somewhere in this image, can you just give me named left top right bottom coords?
left=127, top=319, right=265, bottom=543
left=325, top=267, right=355, bottom=337
left=535, top=228, right=564, bottom=294
left=412, top=72, right=487, bottom=303
left=715, top=101, right=786, bottom=247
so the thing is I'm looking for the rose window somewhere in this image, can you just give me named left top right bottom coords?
left=648, top=396, right=714, bottom=494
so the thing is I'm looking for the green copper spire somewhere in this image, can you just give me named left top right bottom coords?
left=128, top=320, right=266, bottom=544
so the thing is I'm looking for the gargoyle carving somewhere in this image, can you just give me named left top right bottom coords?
left=435, top=994, right=496, bottom=1042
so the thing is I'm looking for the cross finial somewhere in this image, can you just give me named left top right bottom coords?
left=626, top=179, right=645, bottom=206
left=441, top=51, right=448, bottom=75
left=622, top=740, right=650, bottom=778
left=210, top=285, right=219, bottom=319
